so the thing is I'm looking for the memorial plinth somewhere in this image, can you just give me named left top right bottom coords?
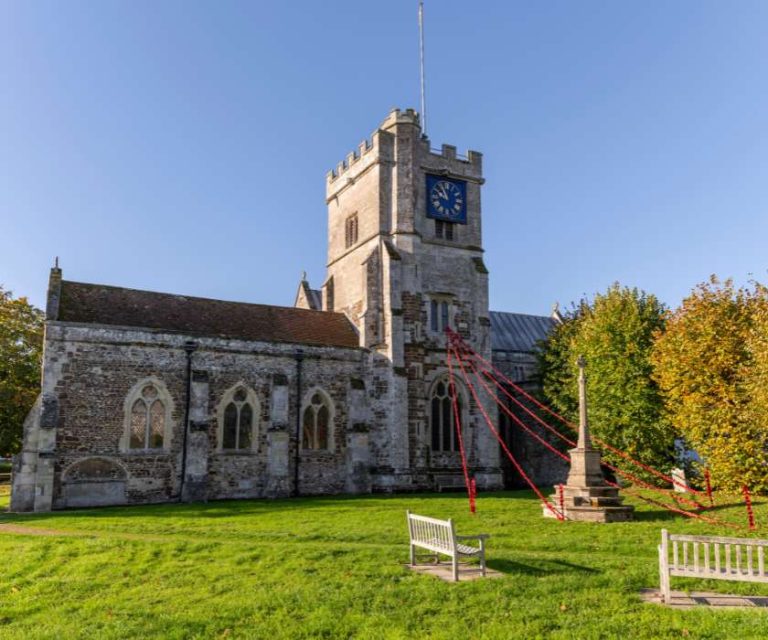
left=543, top=356, right=634, bottom=523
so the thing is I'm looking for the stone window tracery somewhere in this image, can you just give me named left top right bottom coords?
left=302, top=390, right=333, bottom=450
left=122, top=379, right=173, bottom=452
left=218, top=385, right=259, bottom=452
left=430, top=377, right=462, bottom=452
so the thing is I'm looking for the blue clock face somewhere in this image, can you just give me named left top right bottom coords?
left=426, top=175, right=467, bottom=224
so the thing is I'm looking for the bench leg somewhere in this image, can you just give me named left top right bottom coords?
left=480, top=539, right=487, bottom=577
left=658, top=543, right=670, bottom=603
left=452, top=555, right=459, bottom=582
left=410, top=544, right=416, bottom=567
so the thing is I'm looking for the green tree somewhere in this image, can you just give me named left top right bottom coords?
left=538, top=284, right=674, bottom=477
left=0, top=287, right=44, bottom=456
left=652, top=277, right=768, bottom=492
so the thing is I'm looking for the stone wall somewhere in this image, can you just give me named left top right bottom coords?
left=12, top=322, right=372, bottom=511
left=492, top=352, right=569, bottom=489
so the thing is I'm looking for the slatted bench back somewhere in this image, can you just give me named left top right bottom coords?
left=662, top=530, right=768, bottom=583
left=407, top=511, right=457, bottom=555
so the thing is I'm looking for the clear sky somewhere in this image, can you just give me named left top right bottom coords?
left=2, top=1, right=767, bottom=314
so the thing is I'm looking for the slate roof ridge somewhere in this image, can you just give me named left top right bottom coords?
left=56, top=280, right=360, bottom=349
left=489, top=310, right=556, bottom=354
left=489, top=309, right=553, bottom=320
left=61, top=279, right=338, bottom=318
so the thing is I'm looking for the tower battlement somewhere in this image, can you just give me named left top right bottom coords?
left=326, top=108, right=482, bottom=185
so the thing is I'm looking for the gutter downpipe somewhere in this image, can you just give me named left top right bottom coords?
left=293, top=348, right=304, bottom=497
left=178, top=340, right=197, bottom=501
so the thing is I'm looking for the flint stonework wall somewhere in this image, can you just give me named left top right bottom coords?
left=22, top=323, right=371, bottom=510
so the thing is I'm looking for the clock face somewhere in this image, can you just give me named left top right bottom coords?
left=426, top=175, right=467, bottom=224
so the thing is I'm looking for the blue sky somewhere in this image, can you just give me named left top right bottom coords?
left=2, top=1, right=767, bottom=314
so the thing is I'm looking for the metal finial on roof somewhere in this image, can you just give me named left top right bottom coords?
left=301, top=270, right=307, bottom=282
left=54, top=256, right=59, bottom=269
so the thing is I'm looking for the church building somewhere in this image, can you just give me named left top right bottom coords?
left=11, top=109, right=561, bottom=512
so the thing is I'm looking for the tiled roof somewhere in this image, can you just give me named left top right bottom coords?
left=489, top=310, right=556, bottom=353
left=57, top=281, right=360, bottom=349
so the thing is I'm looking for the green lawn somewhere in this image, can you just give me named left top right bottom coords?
left=1, top=490, right=768, bottom=639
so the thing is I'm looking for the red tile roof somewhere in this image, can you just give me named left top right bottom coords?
left=58, top=281, right=360, bottom=349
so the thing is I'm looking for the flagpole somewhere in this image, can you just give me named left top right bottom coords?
left=419, top=0, right=427, bottom=137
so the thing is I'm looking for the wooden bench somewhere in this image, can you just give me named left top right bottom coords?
left=406, top=510, right=489, bottom=581
left=433, top=475, right=466, bottom=492
left=658, top=529, right=768, bottom=602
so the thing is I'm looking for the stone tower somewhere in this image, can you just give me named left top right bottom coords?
left=325, top=108, right=502, bottom=491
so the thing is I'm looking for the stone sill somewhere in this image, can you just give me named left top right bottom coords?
left=121, top=450, right=171, bottom=457
left=214, top=450, right=261, bottom=456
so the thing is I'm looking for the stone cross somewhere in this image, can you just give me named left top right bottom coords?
left=545, top=353, right=635, bottom=521
left=576, top=355, right=592, bottom=450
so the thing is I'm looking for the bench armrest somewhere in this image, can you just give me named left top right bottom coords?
left=456, top=534, right=490, bottom=541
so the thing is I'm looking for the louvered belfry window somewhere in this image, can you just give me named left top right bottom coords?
left=345, top=214, right=359, bottom=248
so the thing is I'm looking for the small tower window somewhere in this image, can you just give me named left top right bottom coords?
left=435, top=220, right=455, bottom=241
left=345, top=214, right=359, bottom=248
left=430, top=298, right=452, bottom=333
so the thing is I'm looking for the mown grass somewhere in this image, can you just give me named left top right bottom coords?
left=1, top=490, right=768, bottom=639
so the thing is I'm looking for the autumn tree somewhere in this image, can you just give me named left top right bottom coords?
left=538, top=284, right=675, bottom=476
left=652, top=278, right=768, bottom=492
left=0, top=287, right=44, bottom=456
left=747, top=286, right=768, bottom=487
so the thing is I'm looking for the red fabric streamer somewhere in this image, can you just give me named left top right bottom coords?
left=743, top=485, right=756, bottom=531
left=627, top=490, right=745, bottom=531
left=448, top=330, right=705, bottom=497
left=705, top=469, right=714, bottom=507
left=444, top=330, right=745, bottom=531
left=446, top=348, right=475, bottom=514
left=462, top=351, right=708, bottom=511
left=449, top=345, right=564, bottom=521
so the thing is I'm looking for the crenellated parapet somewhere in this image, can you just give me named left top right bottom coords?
left=326, top=136, right=376, bottom=185
left=327, top=108, right=483, bottom=193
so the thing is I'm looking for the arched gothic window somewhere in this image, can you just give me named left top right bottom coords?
left=430, top=378, right=462, bottom=452
left=123, top=379, right=172, bottom=452
left=302, top=391, right=332, bottom=450
left=218, top=385, right=259, bottom=452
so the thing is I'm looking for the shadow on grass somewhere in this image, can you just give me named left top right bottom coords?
left=488, top=557, right=600, bottom=577
left=1, top=490, right=544, bottom=524
left=630, top=509, right=681, bottom=523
